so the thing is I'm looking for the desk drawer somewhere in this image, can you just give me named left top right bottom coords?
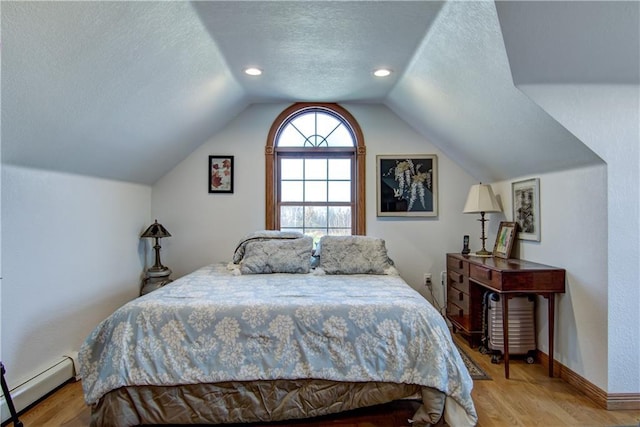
left=447, top=286, right=470, bottom=313
left=469, top=263, right=501, bottom=288
left=448, top=271, right=469, bottom=294
left=447, top=255, right=468, bottom=275
left=447, top=301, right=466, bottom=319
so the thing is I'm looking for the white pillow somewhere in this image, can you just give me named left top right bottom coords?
left=317, top=236, right=394, bottom=274
left=240, top=236, right=313, bottom=274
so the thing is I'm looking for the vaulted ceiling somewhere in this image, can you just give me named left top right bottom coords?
left=3, top=1, right=636, bottom=185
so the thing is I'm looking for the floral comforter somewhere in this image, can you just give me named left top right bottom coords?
left=79, top=263, right=476, bottom=424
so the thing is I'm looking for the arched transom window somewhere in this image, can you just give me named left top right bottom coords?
left=265, top=103, right=366, bottom=240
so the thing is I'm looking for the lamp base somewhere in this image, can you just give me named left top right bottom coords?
left=147, top=266, right=171, bottom=276
left=472, top=250, right=493, bottom=258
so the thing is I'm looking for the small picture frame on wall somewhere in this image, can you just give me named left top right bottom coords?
left=376, top=155, right=438, bottom=217
left=512, top=178, right=540, bottom=241
left=493, top=221, right=517, bottom=259
left=208, top=155, right=234, bottom=193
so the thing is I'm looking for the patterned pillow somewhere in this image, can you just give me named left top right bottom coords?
left=317, top=236, right=394, bottom=274
left=240, top=236, right=313, bottom=274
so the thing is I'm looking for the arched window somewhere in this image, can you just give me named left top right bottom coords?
left=265, top=103, right=366, bottom=240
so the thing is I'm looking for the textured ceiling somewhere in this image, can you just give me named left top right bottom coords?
left=386, top=1, right=603, bottom=182
left=2, top=1, right=626, bottom=185
left=192, top=1, right=444, bottom=103
left=496, top=1, right=639, bottom=85
left=2, top=1, right=248, bottom=184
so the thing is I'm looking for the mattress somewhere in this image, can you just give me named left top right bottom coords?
left=79, top=262, right=477, bottom=426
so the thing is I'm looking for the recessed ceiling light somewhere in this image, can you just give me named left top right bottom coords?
left=373, top=68, right=392, bottom=77
left=244, top=67, right=263, bottom=76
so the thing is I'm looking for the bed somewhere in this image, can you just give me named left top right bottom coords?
left=79, top=232, right=478, bottom=426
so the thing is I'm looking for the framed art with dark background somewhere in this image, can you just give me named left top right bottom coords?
left=376, top=155, right=438, bottom=217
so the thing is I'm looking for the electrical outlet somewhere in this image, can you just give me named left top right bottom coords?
left=423, top=273, right=432, bottom=288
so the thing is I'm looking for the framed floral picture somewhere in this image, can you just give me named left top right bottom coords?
left=376, top=155, right=438, bottom=217
left=493, top=221, right=517, bottom=259
left=208, top=156, right=234, bottom=193
left=512, top=178, right=540, bottom=241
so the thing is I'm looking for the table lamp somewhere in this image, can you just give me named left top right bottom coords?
left=141, top=219, right=171, bottom=272
left=463, top=183, right=501, bottom=256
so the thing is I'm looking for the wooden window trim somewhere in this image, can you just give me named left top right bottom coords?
left=265, top=103, right=366, bottom=234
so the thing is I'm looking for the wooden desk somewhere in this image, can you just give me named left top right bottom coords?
left=446, top=253, right=565, bottom=379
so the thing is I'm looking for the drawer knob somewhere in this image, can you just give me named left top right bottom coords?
left=458, top=291, right=464, bottom=301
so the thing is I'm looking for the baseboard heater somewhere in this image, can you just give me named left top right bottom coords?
left=0, top=353, right=78, bottom=423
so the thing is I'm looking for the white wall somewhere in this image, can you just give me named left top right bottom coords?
left=492, top=165, right=608, bottom=390
left=152, top=103, right=480, bottom=308
left=517, top=84, right=639, bottom=394
left=1, top=165, right=151, bottom=387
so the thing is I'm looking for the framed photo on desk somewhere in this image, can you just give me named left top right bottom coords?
left=493, top=221, right=517, bottom=259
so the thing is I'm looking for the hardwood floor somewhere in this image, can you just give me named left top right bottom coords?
left=15, top=335, right=640, bottom=427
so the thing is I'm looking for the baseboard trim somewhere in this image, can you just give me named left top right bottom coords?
left=606, top=393, right=640, bottom=411
left=537, top=350, right=640, bottom=410
left=0, top=356, right=76, bottom=423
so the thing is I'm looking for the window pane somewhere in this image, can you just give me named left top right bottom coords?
left=328, top=181, right=351, bottom=202
left=325, top=124, right=354, bottom=147
left=328, top=159, right=351, bottom=180
left=281, top=181, right=303, bottom=202
left=291, top=114, right=315, bottom=143
left=281, top=159, right=303, bottom=179
left=305, top=206, right=327, bottom=228
left=278, top=124, right=305, bottom=147
left=280, top=206, right=304, bottom=227
left=277, top=110, right=354, bottom=148
left=327, top=228, right=351, bottom=236
left=328, top=206, right=351, bottom=228
left=316, top=112, right=341, bottom=138
left=305, top=159, right=327, bottom=180
left=305, top=182, right=327, bottom=202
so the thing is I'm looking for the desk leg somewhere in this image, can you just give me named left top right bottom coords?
left=502, top=295, right=510, bottom=379
left=547, top=293, right=555, bottom=377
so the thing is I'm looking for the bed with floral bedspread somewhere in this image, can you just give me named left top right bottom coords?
left=79, top=233, right=477, bottom=427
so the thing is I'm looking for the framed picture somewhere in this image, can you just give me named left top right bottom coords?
left=512, top=178, right=540, bottom=241
left=376, top=155, right=438, bottom=217
left=493, top=221, right=517, bottom=259
left=208, top=155, right=234, bottom=193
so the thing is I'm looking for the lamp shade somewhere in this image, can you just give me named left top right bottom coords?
left=463, top=184, right=501, bottom=214
left=141, top=220, right=171, bottom=239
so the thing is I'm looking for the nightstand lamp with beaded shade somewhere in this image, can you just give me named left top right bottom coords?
left=463, top=183, right=502, bottom=257
left=140, top=219, right=172, bottom=295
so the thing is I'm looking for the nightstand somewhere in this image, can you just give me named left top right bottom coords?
left=140, top=268, right=172, bottom=296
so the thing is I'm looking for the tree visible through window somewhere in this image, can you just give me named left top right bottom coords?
left=265, top=103, right=366, bottom=241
